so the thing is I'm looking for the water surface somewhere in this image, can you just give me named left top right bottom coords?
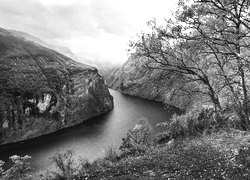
left=0, top=89, right=178, bottom=171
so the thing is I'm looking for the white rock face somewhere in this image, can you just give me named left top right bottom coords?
left=37, top=94, right=52, bottom=113
left=3, top=120, right=8, bottom=129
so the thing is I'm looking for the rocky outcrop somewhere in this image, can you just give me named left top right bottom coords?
left=0, top=27, right=113, bottom=145
left=107, top=55, right=202, bottom=110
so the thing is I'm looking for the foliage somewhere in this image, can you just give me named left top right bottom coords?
left=130, top=0, right=250, bottom=130
left=119, top=117, right=153, bottom=157
left=61, top=132, right=250, bottom=179
left=104, top=145, right=119, bottom=162
left=1, top=125, right=250, bottom=179
left=49, top=150, right=77, bottom=180
left=1, top=155, right=32, bottom=180
left=0, top=160, right=4, bottom=177
left=156, top=107, right=244, bottom=142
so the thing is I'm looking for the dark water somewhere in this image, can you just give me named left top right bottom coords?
left=0, top=89, right=178, bottom=171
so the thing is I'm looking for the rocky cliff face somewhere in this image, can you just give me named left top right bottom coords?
left=107, top=55, right=199, bottom=110
left=0, top=27, right=113, bottom=145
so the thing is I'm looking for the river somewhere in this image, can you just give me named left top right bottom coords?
left=0, top=89, right=178, bottom=171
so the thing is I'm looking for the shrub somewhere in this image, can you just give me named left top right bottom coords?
left=156, top=107, right=235, bottom=142
left=235, top=146, right=250, bottom=171
left=104, top=145, right=119, bottom=162
left=77, top=158, right=91, bottom=179
left=0, top=160, right=4, bottom=177
left=119, top=117, right=153, bottom=157
left=49, top=150, right=77, bottom=180
left=154, top=131, right=172, bottom=145
left=2, top=155, right=32, bottom=180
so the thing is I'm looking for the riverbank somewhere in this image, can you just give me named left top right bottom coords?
left=72, top=130, right=250, bottom=179
left=1, top=91, right=250, bottom=179
left=0, top=89, right=177, bottom=171
left=1, top=124, right=250, bottom=179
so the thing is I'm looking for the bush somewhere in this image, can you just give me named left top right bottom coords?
left=119, top=117, right=153, bottom=157
left=0, top=160, right=4, bottom=178
left=49, top=150, right=77, bottom=180
left=1, top=155, right=32, bottom=180
left=104, top=145, right=119, bottom=162
left=235, top=146, right=250, bottom=172
left=156, top=107, right=235, bottom=142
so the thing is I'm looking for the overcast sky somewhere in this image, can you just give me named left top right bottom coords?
left=0, top=0, right=177, bottom=65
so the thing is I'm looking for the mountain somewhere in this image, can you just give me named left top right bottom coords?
left=10, top=30, right=118, bottom=78
left=107, top=55, right=199, bottom=110
left=0, top=27, right=113, bottom=145
left=75, top=51, right=120, bottom=79
left=9, top=29, right=77, bottom=60
left=9, top=29, right=52, bottom=49
left=52, top=45, right=77, bottom=60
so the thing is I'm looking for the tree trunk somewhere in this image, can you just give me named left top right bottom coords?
left=236, top=21, right=250, bottom=130
left=240, top=69, right=250, bottom=129
left=212, top=96, right=221, bottom=112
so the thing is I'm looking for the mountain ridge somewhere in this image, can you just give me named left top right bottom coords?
left=0, top=27, right=113, bottom=145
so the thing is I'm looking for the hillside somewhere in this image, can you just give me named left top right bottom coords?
left=9, top=29, right=77, bottom=60
left=0, top=27, right=113, bottom=145
left=107, top=55, right=205, bottom=110
left=10, top=30, right=117, bottom=78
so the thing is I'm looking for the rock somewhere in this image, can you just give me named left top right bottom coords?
left=143, top=170, right=156, bottom=177
left=0, top=27, right=113, bottom=145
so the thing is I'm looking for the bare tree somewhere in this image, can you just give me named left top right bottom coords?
left=130, top=0, right=250, bottom=129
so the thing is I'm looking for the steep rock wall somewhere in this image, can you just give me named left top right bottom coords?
left=0, top=28, right=113, bottom=145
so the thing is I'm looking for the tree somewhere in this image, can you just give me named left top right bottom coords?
left=119, top=117, right=153, bottom=156
left=50, top=150, right=77, bottom=180
left=130, top=0, right=250, bottom=130
left=2, top=155, right=32, bottom=180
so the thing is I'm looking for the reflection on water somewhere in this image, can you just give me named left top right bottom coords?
left=0, top=89, right=178, bottom=171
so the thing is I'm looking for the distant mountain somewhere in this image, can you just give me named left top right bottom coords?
left=52, top=45, right=77, bottom=60
left=9, top=30, right=118, bottom=78
left=0, top=27, right=113, bottom=145
left=75, top=51, right=100, bottom=67
left=75, top=51, right=120, bottom=79
left=9, top=29, right=77, bottom=60
left=9, top=29, right=52, bottom=49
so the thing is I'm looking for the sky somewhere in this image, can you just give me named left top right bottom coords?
left=0, top=0, right=177, bottom=65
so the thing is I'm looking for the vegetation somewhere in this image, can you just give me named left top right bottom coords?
left=0, top=113, right=250, bottom=179
left=1, top=0, right=250, bottom=179
left=0, top=155, right=33, bottom=180
left=130, top=0, right=250, bottom=130
left=119, top=117, right=153, bottom=157
left=49, top=150, right=77, bottom=180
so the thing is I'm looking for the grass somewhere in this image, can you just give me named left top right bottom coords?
left=74, top=131, right=250, bottom=179
left=2, top=116, right=250, bottom=179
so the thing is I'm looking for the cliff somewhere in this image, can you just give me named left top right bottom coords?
left=107, top=55, right=204, bottom=110
left=0, top=27, right=113, bottom=145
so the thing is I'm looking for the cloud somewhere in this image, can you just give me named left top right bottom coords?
left=0, top=0, right=132, bottom=41
left=0, top=0, right=177, bottom=64
left=0, top=0, right=69, bottom=39
left=89, top=0, right=132, bottom=35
